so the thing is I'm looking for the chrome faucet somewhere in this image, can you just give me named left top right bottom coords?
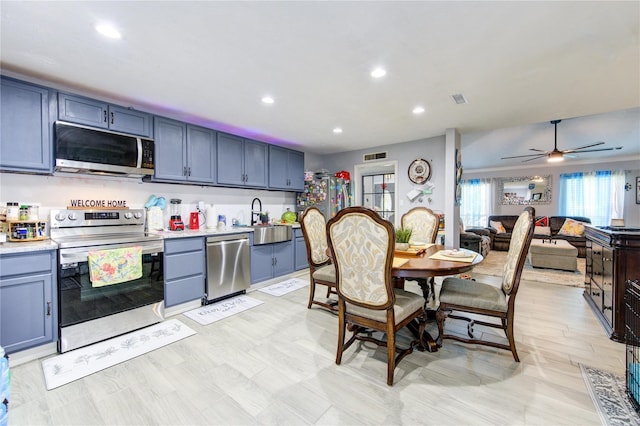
left=251, top=197, right=262, bottom=226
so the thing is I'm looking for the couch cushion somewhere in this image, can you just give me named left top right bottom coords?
left=534, top=226, right=551, bottom=236
left=558, top=218, right=586, bottom=237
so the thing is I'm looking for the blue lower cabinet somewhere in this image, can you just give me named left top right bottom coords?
left=294, top=229, right=309, bottom=271
left=0, top=250, right=57, bottom=354
left=164, top=238, right=205, bottom=307
left=250, top=241, right=294, bottom=284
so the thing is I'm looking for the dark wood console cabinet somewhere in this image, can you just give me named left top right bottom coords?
left=583, top=226, right=640, bottom=342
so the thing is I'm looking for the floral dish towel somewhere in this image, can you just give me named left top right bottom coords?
left=88, top=246, right=143, bottom=287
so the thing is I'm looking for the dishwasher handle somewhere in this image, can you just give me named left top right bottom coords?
left=206, top=233, right=250, bottom=245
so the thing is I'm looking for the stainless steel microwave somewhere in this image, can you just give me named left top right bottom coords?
left=54, top=121, right=154, bottom=177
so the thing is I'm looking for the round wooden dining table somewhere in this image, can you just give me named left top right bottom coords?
left=392, top=244, right=484, bottom=352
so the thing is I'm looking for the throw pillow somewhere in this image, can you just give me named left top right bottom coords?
left=534, top=226, right=551, bottom=236
left=558, top=218, right=585, bottom=237
left=535, top=216, right=549, bottom=227
left=490, top=220, right=506, bottom=234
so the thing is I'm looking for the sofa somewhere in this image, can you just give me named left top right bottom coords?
left=486, top=215, right=591, bottom=258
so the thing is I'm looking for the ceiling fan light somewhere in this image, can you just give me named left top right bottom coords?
left=547, top=152, right=564, bottom=162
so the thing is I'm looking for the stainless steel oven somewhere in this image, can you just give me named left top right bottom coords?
left=51, top=209, right=165, bottom=353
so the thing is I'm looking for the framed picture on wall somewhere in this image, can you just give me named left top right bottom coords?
left=636, top=176, right=640, bottom=204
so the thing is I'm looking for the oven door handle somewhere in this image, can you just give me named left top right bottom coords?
left=59, top=243, right=164, bottom=264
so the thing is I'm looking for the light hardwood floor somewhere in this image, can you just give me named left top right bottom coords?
left=8, top=270, right=624, bottom=425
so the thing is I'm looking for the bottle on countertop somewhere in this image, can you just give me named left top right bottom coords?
left=6, top=203, right=19, bottom=221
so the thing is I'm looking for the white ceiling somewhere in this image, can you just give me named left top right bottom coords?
left=1, top=1, right=639, bottom=169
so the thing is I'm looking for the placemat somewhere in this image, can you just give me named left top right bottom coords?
left=429, top=250, right=477, bottom=263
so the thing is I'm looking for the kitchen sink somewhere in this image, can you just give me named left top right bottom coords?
left=250, top=224, right=292, bottom=245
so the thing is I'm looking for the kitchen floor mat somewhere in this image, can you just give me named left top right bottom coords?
left=183, top=295, right=263, bottom=325
left=258, top=278, right=308, bottom=296
left=41, top=319, right=196, bottom=390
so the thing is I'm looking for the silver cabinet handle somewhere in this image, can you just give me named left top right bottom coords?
left=46, top=301, right=51, bottom=316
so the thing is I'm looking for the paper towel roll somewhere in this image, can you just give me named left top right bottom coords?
left=206, top=205, right=217, bottom=229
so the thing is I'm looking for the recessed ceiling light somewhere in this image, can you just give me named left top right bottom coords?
left=333, top=127, right=343, bottom=134
left=261, top=96, right=275, bottom=104
left=412, top=106, right=425, bottom=114
left=370, top=67, right=387, bottom=78
left=95, top=24, right=122, bottom=39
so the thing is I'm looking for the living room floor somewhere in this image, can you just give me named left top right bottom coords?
left=8, top=271, right=623, bottom=425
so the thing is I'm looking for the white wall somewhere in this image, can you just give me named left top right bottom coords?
left=0, top=173, right=296, bottom=228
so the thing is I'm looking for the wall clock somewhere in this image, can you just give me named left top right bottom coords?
left=408, top=158, right=431, bottom=185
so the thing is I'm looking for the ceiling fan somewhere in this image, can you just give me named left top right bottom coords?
left=501, top=119, right=623, bottom=163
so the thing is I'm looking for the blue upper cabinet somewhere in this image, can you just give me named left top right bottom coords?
left=186, top=124, right=216, bottom=184
left=58, top=93, right=153, bottom=137
left=217, top=133, right=267, bottom=188
left=154, top=117, right=216, bottom=184
left=0, top=77, right=54, bottom=173
left=268, top=145, right=305, bottom=191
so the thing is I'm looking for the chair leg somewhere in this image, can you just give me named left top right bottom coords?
left=429, top=277, right=436, bottom=301
left=336, top=301, right=346, bottom=365
left=307, top=278, right=316, bottom=309
left=505, top=313, right=519, bottom=362
left=435, top=307, right=448, bottom=347
left=386, top=322, right=396, bottom=386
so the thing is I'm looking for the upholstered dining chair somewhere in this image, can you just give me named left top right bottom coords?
left=400, top=207, right=440, bottom=301
left=327, top=206, right=426, bottom=386
left=436, top=207, right=535, bottom=362
left=300, top=207, right=337, bottom=311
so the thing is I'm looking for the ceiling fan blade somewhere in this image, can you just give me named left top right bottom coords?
left=522, top=155, right=547, bottom=163
left=501, top=153, right=548, bottom=160
left=529, top=148, right=547, bottom=152
left=568, top=146, right=623, bottom=154
left=562, top=141, right=605, bottom=153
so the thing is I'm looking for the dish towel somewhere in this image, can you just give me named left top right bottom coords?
left=88, top=246, right=143, bottom=287
left=429, top=250, right=477, bottom=263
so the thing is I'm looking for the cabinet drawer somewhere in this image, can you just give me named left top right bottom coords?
left=165, top=237, right=203, bottom=254
left=165, top=251, right=205, bottom=281
left=0, top=251, right=53, bottom=278
left=165, top=275, right=204, bottom=307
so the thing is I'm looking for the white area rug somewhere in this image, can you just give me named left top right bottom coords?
left=42, top=319, right=195, bottom=390
left=183, top=295, right=263, bottom=325
left=471, top=250, right=586, bottom=287
left=258, top=278, right=308, bottom=296
left=581, top=364, right=640, bottom=426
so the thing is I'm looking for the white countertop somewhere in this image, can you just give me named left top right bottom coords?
left=0, top=223, right=302, bottom=255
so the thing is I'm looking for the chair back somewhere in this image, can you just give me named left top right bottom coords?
left=327, top=207, right=395, bottom=309
left=502, top=207, right=535, bottom=295
left=300, top=207, right=330, bottom=267
left=401, top=207, right=440, bottom=243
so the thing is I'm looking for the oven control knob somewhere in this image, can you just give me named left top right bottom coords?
left=67, top=213, right=78, bottom=221
left=55, top=213, right=66, bottom=221
left=133, top=212, right=143, bottom=219
left=124, top=212, right=133, bottom=219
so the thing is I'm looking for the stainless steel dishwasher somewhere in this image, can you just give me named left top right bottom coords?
left=204, top=233, right=251, bottom=304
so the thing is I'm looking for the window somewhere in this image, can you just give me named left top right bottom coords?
left=460, top=178, right=493, bottom=227
left=362, top=173, right=395, bottom=223
left=559, top=170, right=625, bottom=226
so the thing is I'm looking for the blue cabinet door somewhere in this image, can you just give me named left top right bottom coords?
left=0, top=274, right=54, bottom=353
left=217, top=133, right=245, bottom=186
left=186, top=125, right=216, bottom=184
left=244, top=139, right=268, bottom=188
left=273, top=241, right=294, bottom=276
left=0, top=78, right=53, bottom=173
left=58, top=93, right=108, bottom=128
left=251, top=245, right=274, bottom=284
left=59, top=93, right=152, bottom=137
left=268, top=146, right=305, bottom=191
left=154, top=117, right=187, bottom=181
left=109, top=105, right=153, bottom=137
left=295, top=235, right=309, bottom=270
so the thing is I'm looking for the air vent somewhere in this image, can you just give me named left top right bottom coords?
left=363, top=152, right=388, bottom=162
left=451, top=93, right=468, bottom=104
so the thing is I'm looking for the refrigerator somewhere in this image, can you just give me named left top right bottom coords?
left=296, top=173, right=351, bottom=221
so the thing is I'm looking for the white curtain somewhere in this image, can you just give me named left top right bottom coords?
left=460, top=178, right=493, bottom=228
left=559, top=170, right=625, bottom=226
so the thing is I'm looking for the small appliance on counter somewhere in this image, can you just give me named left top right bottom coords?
left=169, top=199, right=184, bottom=231
left=189, top=211, right=200, bottom=230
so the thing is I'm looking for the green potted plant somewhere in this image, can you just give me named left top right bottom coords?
left=395, top=227, right=412, bottom=251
